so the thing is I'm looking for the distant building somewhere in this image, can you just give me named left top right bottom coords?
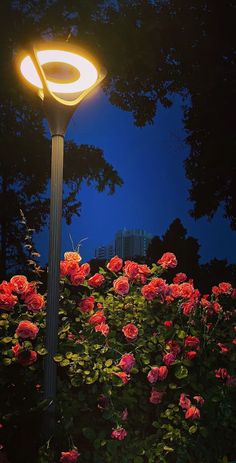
left=95, top=243, right=115, bottom=260
left=115, top=229, right=152, bottom=259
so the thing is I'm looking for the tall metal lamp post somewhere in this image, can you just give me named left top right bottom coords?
left=17, top=42, right=106, bottom=415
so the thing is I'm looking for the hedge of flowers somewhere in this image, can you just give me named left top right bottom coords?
left=0, top=252, right=236, bottom=462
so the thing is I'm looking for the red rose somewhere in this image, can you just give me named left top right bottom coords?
left=184, top=336, right=200, bottom=349
left=217, top=342, right=230, bottom=354
left=88, top=311, right=106, bottom=326
left=213, top=302, right=222, bottom=313
left=122, top=323, right=138, bottom=341
left=151, top=277, right=168, bottom=294
left=158, top=365, right=168, bottom=380
left=118, top=353, right=135, bottom=373
left=79, top=296, right=95, bottom=313
left=0, top=281, right=14, bottom=294
left=24, top=293, right=45, bottom=312
left=12, top=344, right=37, bottom=366
left=123, top=261, right=139, bottom=279
left=149, top=388, right=164, bottom=404
left=169, top=284, right=181, bottom=299
left=0, top=292, right=18, bottom=311
left=10, top=275, right=29, bottom=294
left=173, top=273, right=187, bottom=284
left=141, top=284, right=158, bottom=301
left=185, top=350, right=197, bottom=360
left=60, top=449, right=80, bottom=463
left=107, top=255, right=123, bottom=272
left=16, top=320, right=39, bottom=339
left=179, top=283, right=195, bottom=299
left=179, top=393, right=191, bottom=410
left=185, top=406, right=200, bottom=420
left=114, top=372, right=130, bottom=384
left=95, top=322, right=109, bottom=337
left=80, top=263, right=90, bottom=277
left=113, top=276, right=129, bottom=296
left=88, top=273, right=105, bottom=288
left=138, top=264, right=151, bottom=276
left=70, top=271, right=85, bottom=286
left=164, top=320, right=173, bottom=328
left=111, top=427, right=127, bottom=440
left=166, top=340, right=181, bottom=355
left=218, top=282, right=232, bottom=294
left=158, top=252, right=177, bottom=269
left=147, top=367, right=159, bottom=384
left=64, top=252, right=82, bottom=263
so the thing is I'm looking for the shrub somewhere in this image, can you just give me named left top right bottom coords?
left=0, top=254, right=236, bottom=462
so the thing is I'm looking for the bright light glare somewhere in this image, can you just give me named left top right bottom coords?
left=20, top=50, right=98, bottom=94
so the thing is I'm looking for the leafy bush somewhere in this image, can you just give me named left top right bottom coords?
left=0, top=253, right=236, bottom=463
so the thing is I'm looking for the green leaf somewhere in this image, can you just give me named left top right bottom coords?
left=1, top=337, right=12, bottom=343
left=60, top=359, right=70, bottom=367
left=105, top=359, right=113, bottom=367
left=37, top=347, right=47, bottom=355
left=189, top=425, right=197, bottom=434
left=53, top=355, right=63, bottom=362
left=175, top=365, right=188, bottom=379
left=177, top=330, right=186, bottom=340
left=3, top=358, right=12, bottom=365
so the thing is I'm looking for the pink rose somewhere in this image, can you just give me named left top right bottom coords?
left=88, top=311, right=106, bottom=326
left=79, top=296, right=95, bottom=313
left=95, top=323, right=109, bottom=337
left=179, top=393, right=191, bottom=410
left=88, top=273, right=105, bottom=288
left=120, top=408, right=128, bottom=420
left=163, top=352, right=176, bottom=366
left=122, top=323, right=138, bottom=341
left=113, top=276, right=130, bottom=296
left=151, top=277, right=168, bottom=294
left=111, top=427, right=127, bottom=440
left=147, top=367, right=159, bottom=384
left=118, top=353, right=135, bottom=373
left=185, top=406, right=200, bottom=420
left=24, top=293, right=45, bottom=312
left=158, top=252, right=177, bottom=269
left=16, top=320, right=39, bottom=339
left=60, top=449, right=80, bottom=463
left=107, top=256, right=123, bottom=272
left=10, top=275, right=29, bottom=294
left=193, top=395, right=204, bottom=406
left=215, top=368, right=229, bottom=379
left=149, top=388, right=164, bottom=404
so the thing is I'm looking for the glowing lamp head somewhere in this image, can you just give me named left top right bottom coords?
left=20, top=49, right=99, bottom=94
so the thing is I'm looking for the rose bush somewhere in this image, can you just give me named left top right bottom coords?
left=0, top=253, right=236, bottom=462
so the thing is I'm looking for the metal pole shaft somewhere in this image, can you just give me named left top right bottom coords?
left=44, top=134, right=64, bottom=403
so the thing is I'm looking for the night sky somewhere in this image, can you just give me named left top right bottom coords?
left=35, top=88, right=236, bottom=265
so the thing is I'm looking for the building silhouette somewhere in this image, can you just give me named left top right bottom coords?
left=95, top=229, right=152, bottom=260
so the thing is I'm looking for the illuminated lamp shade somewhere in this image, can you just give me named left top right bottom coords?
left=20, top=48, right=100, bottom=99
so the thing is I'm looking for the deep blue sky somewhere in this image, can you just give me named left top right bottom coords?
left=35, top=88, right=236, bottom=265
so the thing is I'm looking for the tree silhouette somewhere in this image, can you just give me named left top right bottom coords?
left=0, top=1, right=122, bottom=277
left=38, top=0, right=235, bottom=228
left=147, top=219, right=200, bottom=281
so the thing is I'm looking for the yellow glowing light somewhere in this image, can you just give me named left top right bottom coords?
left=20, top=49, right=98, bottom=94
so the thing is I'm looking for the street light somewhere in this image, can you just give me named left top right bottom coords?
left=17, top=42, right=106, bottom=416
